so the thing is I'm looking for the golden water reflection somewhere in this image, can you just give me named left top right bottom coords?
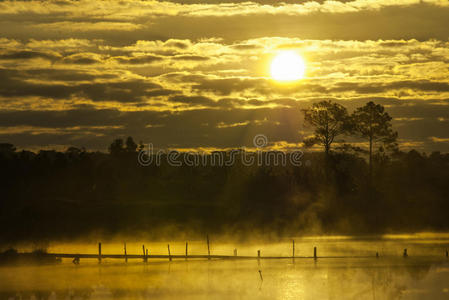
left=1, top=234, right=448, bottom=299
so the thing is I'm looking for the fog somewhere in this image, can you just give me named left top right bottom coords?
left=1, top=234, right=449, bottom=300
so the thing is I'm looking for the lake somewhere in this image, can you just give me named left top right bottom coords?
left=1, top=233, right=448, bottom=299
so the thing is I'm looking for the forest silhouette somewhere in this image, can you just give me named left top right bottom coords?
left=1, top=101, right=448, bottom=242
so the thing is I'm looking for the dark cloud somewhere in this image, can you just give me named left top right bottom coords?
left=230, top=44, right=262, bottom=50
left=159, top=0, right=333, bottom=4
left=23, top=69, right=117, bottom=82
left=168, top=95, right=216, bottom=106
left=164, top=40, right=189, bottom=49
left=191, top=77, right=266, bottom=95
left=62, top=54, right=100, bottom=65
left=0, top=50, right=59, bottom=61
left=378, top=40, right=410, bottom=47
left=330, top=80, right=449, bottom=94
left=114, top=55, right=163, bottom=64
left=0, top=68, right=169, bottom=103
left=172, top=55, right=209, bottom=61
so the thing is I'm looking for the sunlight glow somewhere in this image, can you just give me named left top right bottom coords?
left=270, top=51, right=306, bottom=82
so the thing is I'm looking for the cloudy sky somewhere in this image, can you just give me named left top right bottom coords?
left=0, top=0, right=448, bottom=152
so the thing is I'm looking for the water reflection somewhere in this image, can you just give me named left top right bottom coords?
left=1, top=236, right=449, bottom=300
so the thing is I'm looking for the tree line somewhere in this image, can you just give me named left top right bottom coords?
left=0, top=101, right=448, bottom=242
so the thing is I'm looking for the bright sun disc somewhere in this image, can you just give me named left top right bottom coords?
left=270, top=51, right=306, bottom=82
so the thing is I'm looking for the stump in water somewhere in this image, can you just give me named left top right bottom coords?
left=142, top=245, right=147, bottom=262
left=292, top=240, right=295, bottom=258
left=207, top=235, right=211, bottom=260
left=168, top=244, right=172, bottom=262
left=98, top=243, right=102, bottom=264
left=72, top=256, right=80, bottom=265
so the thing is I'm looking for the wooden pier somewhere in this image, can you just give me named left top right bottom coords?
left=5, top=239, right=448, bottom=265
left=47, top=240, right=381, bottom=262
left=48, top=252, right=379, bottom=260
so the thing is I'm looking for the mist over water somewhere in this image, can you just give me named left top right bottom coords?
left=1, top=234, right=449, bottom=300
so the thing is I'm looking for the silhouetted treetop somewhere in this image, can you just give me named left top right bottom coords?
left=351, top=101, right=398, bottom=174
left=109, top=138, right=125, bottom=155
left=125, top=136, right=138, bottom=153
left=108, top=136, right=138, bottom=155
left=302, top=100, right=351, bottom=155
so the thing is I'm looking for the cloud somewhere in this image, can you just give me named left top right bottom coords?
left=1, top=1, right=449, bottom=44
left=1, top=0, right=445, bottom=18
left=172, top=55, right=209, bottom=61
left=114, top=55, right=163, bottom=65
left=429, top=137, right=449, bottom=143
left=62, top=53, right=102, bottom=65
left=33, top=21, right=143, bottom=32
left=330, top=80, right=449, bottom=94
left=190, top=77, right=268, bottom=95
left=168, top=95, right=216, bottom=106
left=21, top=68, right=118, bottom=82
left=0, top=69, right=169, bottom=103
left=0, top=50, right=60, bottom=61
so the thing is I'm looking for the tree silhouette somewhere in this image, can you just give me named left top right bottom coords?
left=0, top=143, right=16, bottom=155
left=351, top=101, right=398, bottom=176
left=302, top=100, right=350, bottom=156
left=0, top=134, right=449, bottom=240
left=109, top=138, right=125, bottom=156
left=125, top=136, right=137, bottom=153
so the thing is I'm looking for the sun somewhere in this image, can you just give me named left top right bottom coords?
left=270, top=51, right=306, bottom=82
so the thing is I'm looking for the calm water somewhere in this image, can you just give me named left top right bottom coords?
left=1, top=234, right=449, bottom=300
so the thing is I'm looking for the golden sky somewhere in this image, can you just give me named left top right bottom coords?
left=0, top=0, right=448, bottom=151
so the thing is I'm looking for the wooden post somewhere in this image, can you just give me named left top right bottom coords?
left=207, top=235, right=210, bottom=260
left=142, top=245, right=146, bottom=262
left=98, top=242, right=102, bottom=263
left=403, top=248, right=408, bottom=257
left=146, top=249, right=148, bottom=261
left=185, top=242, right=188, bottom=260
left=313, top=246, right=317, bottom=260
left=376, top=252, right=379, bottom=258
left=292, top=240, right=295, bottom=258
left=234, top=249, right=237, bottom=257
left=124, top=243, right=128, bottom=263
left=168, top=244, right=172, bottom=261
